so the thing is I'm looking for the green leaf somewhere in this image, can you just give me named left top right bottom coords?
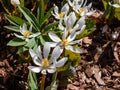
left=102, top=0, right=109, bottom=10
left=114, top=8, right=120, bottom=20
left=4, top=26, right=20, bottom=32
left=18, top=6, right=40, bottom=31
left=65, top=50, right=81, bottom=67
left=76, top=19, right=96, bottom=39
left=38, top=35, right=51, bottom=45
left=25, top=38, right=36, bottom=48
left=39, top=35, right=45, bottom=45
left=40, top=7, right=54, bottom=28
left=37, top=0, right=44, bottom=23
left=42, top=21, right=58, bottom=33
left=20, top=0, right=24, bottom=7
left=5, top=15, right=25, bottom=26
left=103, top=5, right=113, bottom=19
left=17, top=47, right=28, bottom=54
left=7, top=38, right=26, bottom=46
left=28, top=71, right=38, bottom=90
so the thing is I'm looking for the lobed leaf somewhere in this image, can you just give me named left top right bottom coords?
left=65, top=50, right=81, bottom=67
left=25, top=38, right=36, bottom=48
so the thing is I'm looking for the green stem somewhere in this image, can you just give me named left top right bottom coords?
left=13, top=6, right=17, bottom=14
left=52, top=72, right=58, bottom=81
left=40, top=74, right=46, bottom=90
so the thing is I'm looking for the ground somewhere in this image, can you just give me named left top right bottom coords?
left=0, top=0, right=120, bottom=90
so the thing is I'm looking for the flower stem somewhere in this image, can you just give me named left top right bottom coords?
left=40, top=74, right=46, bottom=90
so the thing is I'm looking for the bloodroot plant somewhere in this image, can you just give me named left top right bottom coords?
left=5, top=0, right=96, bottom=89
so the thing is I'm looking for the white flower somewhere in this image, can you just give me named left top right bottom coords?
left=28, top=42, right=68, bottom=75
left=68, top=0, right=95, bottom=16
left=48, top=29, right=82, bottom=53
left=59, top=12, right=86, bottom=35
left=14, top=23, right=40, bottom=42
left=11, top=0, right=20, bottom=7
left=52, top=3, right=69, bottom=19
left=109, top=0, right=120, bottom=8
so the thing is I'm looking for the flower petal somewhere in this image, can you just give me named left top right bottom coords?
left=86, top=10, right=95, bottom=16
left=50, top=46, right=61, bottom=62
left=56, top=57, right=68, bottom=67
left=47, top=66, right=56, bottom=74
left=41, top=69, right=47, bottom=75
left=28, top=66, right=41, bottom=73
left=14, top=33, right=25, bottom=40
left=76, top=25, right=86, bottom=35
left=61, top=3, right=69, bottom=14
left=69, top=39, right=81, bottom=45
left=22, top=23, right=27, bottom=31
left=77, top=16, right=85, bottom=29
left=109, top=2, right=120, bottom=8
left=67, top=30, right=76, bottom=42
left=47, top=42, right=57, bottom=47
left=29, top=49, right=42, bottom=66
left=53, top=4, right=59, bottom=15
left=58, top=19, right=64, bottom=30
left=43, top=42, right=51, bottom=58
left=65, top=45, right=82, bottom=53
left=29, top=32, right=40, bottom=38
left=62, top=28, right=68, bottom=39
left=111, top=4, right=120, bottom=8
left=36, top=46, right=43, bottom=60
left=68, top=0, right=74, bottom=7
left=83, top=0, right=87, bottom=7
left=48, top=32, right=61, bottom=42
left=65, top=12, right=76, bottom=29
left=87, top=3, right=92, bottom=10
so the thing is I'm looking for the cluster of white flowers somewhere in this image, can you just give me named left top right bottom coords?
left=13, top=0, right=95, bottom=75
left=49, top=0, right=95, bottom=53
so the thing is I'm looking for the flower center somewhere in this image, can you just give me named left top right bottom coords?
left=42, top=58, right=50, bottom=68
left=61, top=38, right=68, bottom=46
left=58, top=12, right=64, bottom=18
left=23, top=31, right=30, bottom=37
left=79, top=8, right=84, bottom=13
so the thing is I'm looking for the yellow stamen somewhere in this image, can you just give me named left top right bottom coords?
left=58, top=12, right=64, bottom=18
left=62, top=38, right=68, bottom=46
left=23, top=31, right=30, bottom=37
left=79, top=8, right=84, bottom=13
left=42, top=58, right=50, bottom=68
